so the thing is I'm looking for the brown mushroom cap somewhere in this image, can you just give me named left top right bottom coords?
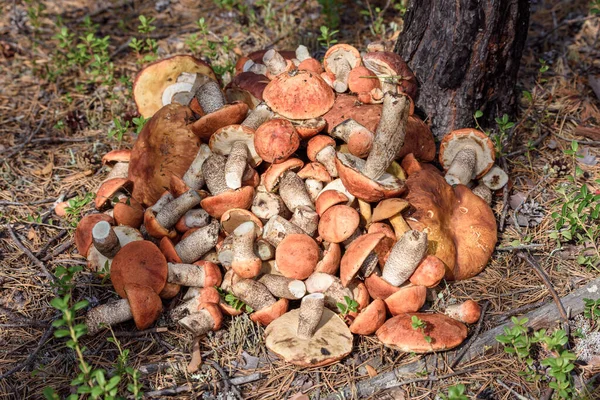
left=318, top=205, right=360, bottom=244
left=349, top=299, right=386, bottom=335
left=291, top=117, right=327, bottom=140
left=250, top=298, right=289, bottom=326
left=306, top=135, right=336, bottom=162
left=315, top=190, right=349, bottom=216
left=439, top=128, right=496, bottom=178
left=409, top=255, right=446, bottom=288
left=102, top=149, right=131, bottom=165
left=225, top=71, right=269, bottom=109
left=275, top=234, right=320, bottom=280
left=263, top=70, right=335, bottom=119
left=200, top=186, right=255, bottom=219
left=262, top=158, right=304, bottom=192
left=124, top=283, right=164, bottom=331
left=372, top=198, right=410, bottom=222
left=95, top=178, right=132, bottom=210
left=348, top=66, right=381, bottom=94
left=298, top=58, right=324, bottom=74
left=315, top=242, right=342, bottom=275
left=384, top=285, right=427, bottom=315
left=364, top=271, right=401, bottom=300
left=323, top=44, right=362, bottom=73
left=133, top=55, right=217, bottom=119
left=129, top=104, right=200, bottom=206
left=298, top=162, right=332, bottom=184
left=75, top=214, right=114, bottom=256
left=340, top=233, right=385, bottom=287
left=376, top=313, right=468, bottom=353
left=445, top=300, right=481, bottom=324
left=110, top=241, right=168, bottom=299
left=362, top=51, right=418, bottom=99
left=254, top=119, right=300, bottom=164
left=113, top=197, right=144, bottom=229
left=191, top=102, right=249, bottom=142
left=264, top=307, right=353, bottom=367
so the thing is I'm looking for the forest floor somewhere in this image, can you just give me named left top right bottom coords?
left=1, top=0, right=600, bottom=399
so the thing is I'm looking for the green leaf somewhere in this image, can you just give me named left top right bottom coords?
left=474, top=110, right=483, bottom=119
left=54, top=329, right=71, bottom=338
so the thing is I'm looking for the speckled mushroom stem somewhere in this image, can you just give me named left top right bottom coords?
left=241, top=103, right=273, bottom=131
left=194, top=80, right=225, bottom=114
left=202, top=154, right=229, bottom=196
left=150, top=192, right=174, bottom=213
left=363, top=93, right=410, bottom=180
left=232, top=279, right=276, bottom=311
left=252, top=191, right=291, bottom=222
left=174, top=220, right=220, bottom=264
left=444, top=146, right=477, bottom=186
left=231, top=222, right=261, bottom=278
left=295, top=45, right=311, bottom=62
left=85, top=299, right=132, bottom=335
left=472, top=184, right=492, bottom=205
left=178, top=208, right=211, bottom=230
left=254, top=238, right=275, bottom=261
left=263, top=215, right=305, bottom=247
left=171, top=296, right=201, bottom=321
left=279, top=171, right=314, bottom=212
left=225, top=141, right=249, bottom=190
left=305, top=273, right=353, bottom=310
left=360, top=251, right=379, bottom=278
left=304, top=179, right=323, bottom=203
left=289, top=206, right=319, bottom=237
left=297, top=293, right=325, bottom=339
left=331, top=58, right=352, bottom=93
left=178, top=309, right=216, bottom=336
left=183, top=144, right=212, bottom=190
left=155, top=190, right=202, bottom=229
left=167, top=262, right=209, bottom=287
left=263, top=49, right=288, bottom=77
left=315, top=145, right=338, bottom=178
left=382, top=230, right=428, bottom=287
left=259, top=274, right=306, bottom=300
left=331, top=119, right=366, bottom=143
left=217, top=235, right=234, bottom=268
left=92, top=221, right=121, bottom=258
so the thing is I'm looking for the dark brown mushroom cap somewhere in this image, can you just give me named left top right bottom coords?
left=225, top=72, right=269, bottom=108
left=349, top=299, right=386, bottom=335
left=75, top=214, right=114, bottom=256
left=110, top=241, right=168, bottom=299
left=340, top=233, right=385, bottom=287
left=200, top=186, right=255, bottom=219
left=376, top=313, right=468, bottom=353
left=264, top=307, right=353, bottom=367
left=362, top=51, right=418, bottom=99
left=129, top=104, right=200, bottom=207
left=404, top=166, right=497, bottom=280
left=247, top=49, right=296, bottom=63
left=124, top=283, right=163, bottom=331
left=133, top=55, right=217, bottom=119
left=263, top=70, right=335, bottom=119
left=254, top=119, right=300, bottom=164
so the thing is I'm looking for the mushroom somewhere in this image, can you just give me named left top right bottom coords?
left=384, top=285, right=427, bottom=315
left=261, top=158, right=304, bottom=192
left=275, top=234, right=320, bottom=280
left=439, top=128, right=495, bottom=186
left=251, top=189, right=291, bottom=223
left=347, top=66, right=383, bottom=104
left=181, top=144, right=213, bottom=191
left=254, top=118, right=300, bottom=164
left=258, top=274, right=306, bottom=300
left=175, top=208, right=211, bottom=232
left=278, top=170, right=315, bottom=213
left=444, top=300, right=481, bottom=324
left=231, top=279, right=289, bottom=326
left=315, top=190, right=349, bottom=216
left=263, top=49, right=295, bottom=78
left=95, top=178, right=132, bottom=210
left=230, top=221, right=262, bottom=278
left=75, top=214, right=114, bottom=257
left=408, top=255, right=446, bottom=288
left=161, top=220, right=220, bottom=264
left=330, top=119, right=374, bottom=159
left=340, top=233, right=385, bottom=286
left=254, top=238, right=275, bottom=261
left=481, top=165, right=509, bottom=190
left=304, top=272, right=353, bottom=310
left=295, top=45, right=323, bottom=74
left=472, top=184, right=492, bottom=205
left=262, top=215, right=304, bottom=247
left=349, top=299, right=386, bottom=335
left=297, top=162, right=332, bottom=203
left=225, top=71, right=269, bottom=109
left=315, top=242, right=342, bottom=275
left=113, top=197, right=144, bottom=229
left=143, top=189, right=202, bottom=238
left=381, top=230, right=428, bottom=287
left=307, top=135, right=338, bottom=178
left=323, top=44, right=361, bottom=93
left=264, top=293, right=353, bottom=366
left=289, top=206, right=320, bottom=237
left=376, top=313, right=468, bottom=353
left=318, top=205, right=360, bottom=244
left=177, top=303, right=223, bottom=337
left=87, top=223, right=143, bottom=274
left=362, top=50, right=418, bottom=99
left=166, top=261, right=222, bottom=288
left=220, top=208, right=263, bottom=236
left=371, top=198, right=411, bottom=239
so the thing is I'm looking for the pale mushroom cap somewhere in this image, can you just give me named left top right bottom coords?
left=372, top=198, right=410, bottom=222
left=265, top=307, right=353, bottom=367
left=439, top=128, right=495, bottom=179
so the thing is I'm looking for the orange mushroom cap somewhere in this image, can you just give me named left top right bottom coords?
left=275, top=234, right=320, bottom=280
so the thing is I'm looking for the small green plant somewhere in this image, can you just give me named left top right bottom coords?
left=317, top=25, right=339, bottom=49
left=216, top=287, right=253, bottom=313
left=132, top=116, right=149, bottom=135
left=584, top=298, right=600, bottom=323
left=438, top=384, right=469, bottom=400
left=108, top=118, right=129, bottom=142
left=541, top=350, right=577, bottom=399
left=592, top=0, right=600, bottom=14
left=336, top=296, right=359, bottom=316
left=64, top=192, right=95, bottom=227
left=318, top=0, right=341, bottom=31
left=473, top=110, right=514, bottom=157
left=129, top=16, right=159, bottom=64
left=410, top=315, right=432, bottom=343
left=360, top=5, right=386, bottom=38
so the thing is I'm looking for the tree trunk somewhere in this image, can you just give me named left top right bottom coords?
left=395, top=0, right=530, bottom=139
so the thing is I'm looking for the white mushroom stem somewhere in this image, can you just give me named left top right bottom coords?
left=179, top=209, right=211, bottom=229
left=263, top=215, right=304, bottom=247
left=150, top=192, right=174, bottom=213
left=241, top=103, right=273, bottom=130
left=259, top=274, right=306, bottom=300
left=242, top=59, right=255, bottom=72
left=178, top=309, right=216, bottom=336
left=203, top=154, right=229, bottom=196
left=220, top=269, right=241, bottom=292
left=263, top=49, right=288, bottom=77
left=363, top=93, right=410, bottom=180
left=332, top=58, right=352, bottom=93
left=248, top=62, right=268, bottom=75
left=382, top=230, right=428, bottom=287
left=289, top=206, right=319, bottom=237
left=225, top=142, right=249, bottom=190
left=232, top=221, right=260, bottom=267
left=167, top=262, right=210, bottom=287
left=305, top=179, right=324, bottom=203
left=472, top=184, right=492, bottom=205
left=217, top=235, right=234, bottom=268
left=305, top=272, right=353, bottom=310
left=295, top=45, right=311, bottom=62
left=279, top=171, right=315, bottom=212
left=481, top=165, right=508, bottom=190
left=183, top=144, right=212, bottom=190
left=174, top=220, right=220, bottom=264
left=331, top=119, right=369, bottom=143
left=232, top=279, right=276, bottom=311
left=195, top=80, right=225, bottom=114
left=252, top=191, right=291, bottom=222
left=297, top=293, right=325, bottom=339
left=155, top=190, right=202, bottom=229
left=444, top=146, right=478, bottom=186
left=254, top=238, right=275, bottom=261
left=85, top=299, right=132, bottom=335
left=92, top=221, right=120, bottom=258
left=316, top=145, right=338, bottom=178
left=171, top=296, right=202, bottom=321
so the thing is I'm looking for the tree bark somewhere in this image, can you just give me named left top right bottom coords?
left=395, top=0, right=530, bottom=139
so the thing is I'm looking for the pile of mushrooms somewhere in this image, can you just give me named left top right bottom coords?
left=72, top=46, right=506, bottom=367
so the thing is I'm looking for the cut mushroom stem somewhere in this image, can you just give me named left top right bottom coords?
left=203, top=154, right=229, bottom=195
left=155, top=190, right=202, bottom=229
left=297, top=293, right=325, bottom=339
left=167, top=262, right=210, bottom=287
left=259, top=274, right=306, bottom=300
left=263, top=49, right=288, bottom=77
left=332, top=59, right=351, bottom=93
left=178, top=309, right=217, bottom=336
left=316, top=145, right=338, bottom=178
left=481, top=165, right=508, bottom=190
left=183, top=144, right=212, bottom=190
left=331, top=119, right=374, bottom=158
left=231, top=222, right=262, bottom=278
left=225, top=141, right=249, bottom=190
left=382, top=230, right=428, bottom=287
left=177, top=209, right=211, bottom=231
left=263, top=215, right=305, bottom=247
left=248, top=62, right=268, bottom=76
left=194, top=80, right=225, bottom=114
left=92, top=221, right=121, bottom=258
left=363, top=93, right=410, bottom=180
left=472, top=184, right=492, bottom=205
left=389, top=214, right=411, bottom=239
left=252, top=191, right=291, bottom=222
left=174, top=220, right=220, bottom=264
left=86, top=299, right=132, bottom=335
left=254, top=238, right=275, bottom=261
left=444, top=146, right=477, bottom=186
left=279, top=171, right=315, bottom=212
left=295, top=45, right=311, bottom=62
left=242, top=103, right=274, bottom=131
left=232, top=279, right=276, bottom=311
left=289, top=206, right=319, bottom=237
